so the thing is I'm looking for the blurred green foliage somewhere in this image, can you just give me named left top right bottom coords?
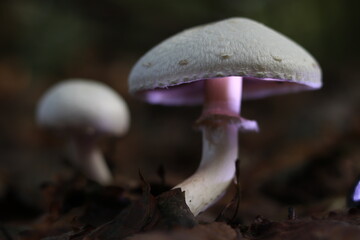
left=0, top=0, right=359, bottom=77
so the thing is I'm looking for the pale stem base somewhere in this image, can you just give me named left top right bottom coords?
left=175, top=123, right=239, bottom=215
left=69, top=136, right=113, bottom=185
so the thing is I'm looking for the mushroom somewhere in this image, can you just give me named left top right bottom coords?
left=36, top=79, right=130, bottom=185
left=128, top=18, right=322, bottom=215
left=348, top=176, right=360, bottom=207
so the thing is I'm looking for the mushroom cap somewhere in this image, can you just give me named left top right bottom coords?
left=129, top=17, right=322, bottom=105
left=37, top=79, right=130, bottom=136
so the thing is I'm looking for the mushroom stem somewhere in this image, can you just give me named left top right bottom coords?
left=69, top=136, right=113, bottom=185
left=175, top=77, right=242, bottom=215
left=202, top=76, right=242, bottom=116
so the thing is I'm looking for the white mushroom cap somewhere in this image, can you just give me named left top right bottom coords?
left=37, top=79, right=130, bottom=136
left=129, top=17, right=322, bottom=105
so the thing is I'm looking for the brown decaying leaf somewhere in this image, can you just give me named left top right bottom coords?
left=66, top=173, right=196, bottom=240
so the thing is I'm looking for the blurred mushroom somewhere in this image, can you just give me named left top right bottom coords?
left=37, top=79, right=130, bottom=185
left=348, top=175, right=360, bottom=207
left=129, top=18, right=322, bottom=215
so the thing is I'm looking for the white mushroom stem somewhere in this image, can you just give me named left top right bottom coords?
left=175, top=77, right=243, bottom=215
left=68, top=135, right=113, bottom=185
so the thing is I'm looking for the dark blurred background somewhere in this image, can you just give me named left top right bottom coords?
left=0, top=0, right=360, bottom=222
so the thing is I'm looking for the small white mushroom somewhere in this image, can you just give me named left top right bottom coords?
left=37, top=79, right=130, bottom=185
left=129, top=18, right=322, bottom=215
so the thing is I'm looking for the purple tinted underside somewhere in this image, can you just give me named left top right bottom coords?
left=136, top=76, right=320, bottom=105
